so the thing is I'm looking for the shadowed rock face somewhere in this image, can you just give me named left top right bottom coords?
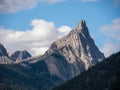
left=0, top=43, right=12, bottom=64
left=0, top=43, right=8, bottom=57
left=40, top=20, right=105, bottom=81
left=10, top=50, right=32, bottom=62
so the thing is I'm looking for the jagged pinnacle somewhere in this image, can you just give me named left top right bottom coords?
left=76, top=20, right=86, bottom=31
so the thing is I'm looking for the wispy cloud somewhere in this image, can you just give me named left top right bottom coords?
left=102, top=41, right=120, bottom=57
left=40, top=0, right=64, bottom=3
left=79, top=0, right=99, bottom=2
left=0, top=0, right=64, bottom=14
left=101, top=18, right=120, bottom=40
left=101, top=18, right=120, bottom=56
left=0, top=19, right=72, bottom=56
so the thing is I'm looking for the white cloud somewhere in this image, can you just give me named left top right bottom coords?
left=101, top=18, right=120, bottom=40
left=39, top=0, right=64, bottom=3
left=0, top=0, right=64, bottom=14
left=31, top=47, right=48, bottom=56
left=58, top=26, right=72, bottom=38
left=80, top=0, right=99, bottom=2
left=101, top=41, right=120, bottom=57
left=0, top=19, right=72, bottom=56
left=101, top=18, right=120, bottom=57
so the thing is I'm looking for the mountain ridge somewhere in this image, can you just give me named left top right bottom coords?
left=0, top=20, right=105, bottom=90
left=0, top=43, right=32, bottom=64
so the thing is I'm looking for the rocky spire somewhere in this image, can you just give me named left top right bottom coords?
left=76, top=20, right=86, bottom=31
left=42, top=20, right=105, bottom=81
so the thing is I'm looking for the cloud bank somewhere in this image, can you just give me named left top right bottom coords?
left=0, top=0, right=63, bottom=14
left=0, top=19, right=72, bottom=56
left=101, top=18, right=120, bottom=56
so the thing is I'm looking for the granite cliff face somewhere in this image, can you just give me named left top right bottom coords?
left=40, top=20, right=105, bottom=80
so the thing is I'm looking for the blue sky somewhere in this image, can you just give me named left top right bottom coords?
left=0, top=0, right=120, bottom=56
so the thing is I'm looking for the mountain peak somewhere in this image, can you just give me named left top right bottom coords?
left=44, top=20, right=105, bottom=80
left=76, top=20, right=86, bottom=31
left=10, top=50, right=32, bottom=62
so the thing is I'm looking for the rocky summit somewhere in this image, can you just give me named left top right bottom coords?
left=10, top=50, right=32, bottom=62
left=39, top=20, right=105, bottom=81
left=0, top=43, right=32, bottom=64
